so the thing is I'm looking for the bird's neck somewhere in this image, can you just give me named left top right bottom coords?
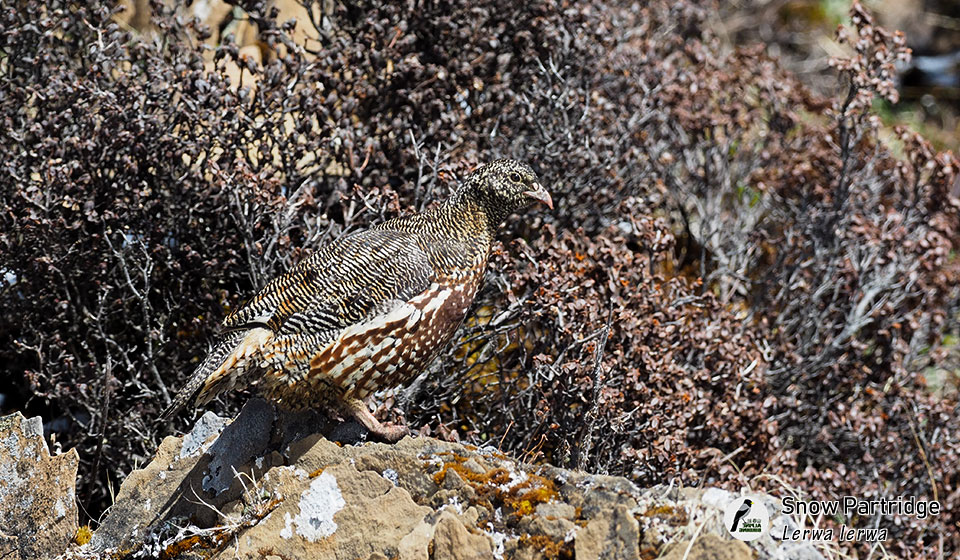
left=379, top=197, right=490, bottom=274
left=439, top=190, right=500, bottom=241
left=379, top=194, right=494, bottom=251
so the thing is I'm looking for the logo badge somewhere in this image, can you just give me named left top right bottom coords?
left=724, top=496, right=769, bottom=541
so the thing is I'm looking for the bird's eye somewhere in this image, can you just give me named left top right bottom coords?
left=509, top=172, right=522, bottom=183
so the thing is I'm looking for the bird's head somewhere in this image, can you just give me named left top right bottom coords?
left=460, top=159, right=553, bottom=227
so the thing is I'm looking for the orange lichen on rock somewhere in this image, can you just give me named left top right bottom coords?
left=159, top=531, right=229, bottom=560
left=643, top=504, right=688, bottom=526
left=428, top=452, right=559, bottom=518
left=430, top=453, right=511, bottom=487
left=501, top=474, right=560, bottom=517
left=160, top=536, right=204, bottom=560
left=518, top=533, right=573, bottom=559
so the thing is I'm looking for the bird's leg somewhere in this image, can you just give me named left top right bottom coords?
left=341, top=397, right=409, bottom=442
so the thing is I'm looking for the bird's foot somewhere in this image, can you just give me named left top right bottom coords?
left=342, top=398, right=410, bottom=442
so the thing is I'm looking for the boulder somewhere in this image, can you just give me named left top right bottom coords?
left=47, top=403, right=827, bottom=559
left=0, top=412, right=79, bottom=560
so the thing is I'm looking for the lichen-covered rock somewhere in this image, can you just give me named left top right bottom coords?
left=661, top=534, right=753, bottom=560
left=574, top=504, right=640, bottom=560
left=0, top=412, right=79, bottom=560
left=232, top=461, right=432, bottom=558
left=432, top=510, right=495, bottom=560
left=60, top=405, right=828, bottom=560
left=89, top=398, right=300, bottom=550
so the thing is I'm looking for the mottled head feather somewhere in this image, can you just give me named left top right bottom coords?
left=457, top=159, right=552, bottom=227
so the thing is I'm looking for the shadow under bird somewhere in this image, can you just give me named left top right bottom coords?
left=160, top=159, right=552, bottom=440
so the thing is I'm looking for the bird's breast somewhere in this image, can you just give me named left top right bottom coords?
left=265, top=268, right=485, bottom=406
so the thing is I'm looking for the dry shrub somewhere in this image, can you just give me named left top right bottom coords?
left=412, top=212, right=771, bottom=484
left=647, top=3, right=960, bottom=555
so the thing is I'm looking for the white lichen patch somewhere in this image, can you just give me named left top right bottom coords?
left=3, top=432, right=19, bottom=457
left=499, top=467, right=527, bottom=492
left=280, top=471, right=345, bottom=542
left=445, top=496, right=464, bottom=514
left=280, top=512, right=294, bottom=539
left=382, top=468, right=399, bottom=486
left=0, top=461, right=23, bottom=503
left=482, top=522, right=509, bottom=560
left=178, top=412, right=227, bottom=460
left=575, top=475, right=599, bottom=492
left=201, top=471, right=216, bottom=493
left=55, top=498, right=66, bottom=519
left=477, top=444, right=500, bottom=456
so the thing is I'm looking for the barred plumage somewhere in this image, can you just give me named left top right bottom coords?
left=160, top=159, right=552, bottom=440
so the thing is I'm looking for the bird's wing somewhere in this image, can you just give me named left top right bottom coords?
left=222, top=229, right=436, bottom=335
left=158, top=229, right=438, bottom=421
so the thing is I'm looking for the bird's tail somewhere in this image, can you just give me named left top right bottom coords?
left=159, top=328, right=273, bottom=421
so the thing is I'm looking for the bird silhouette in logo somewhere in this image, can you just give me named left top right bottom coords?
left=730, top=498, right=754, bottom=532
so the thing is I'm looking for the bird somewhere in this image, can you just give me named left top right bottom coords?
left=160, top=159, right=552, bottom=441
left=730, top=498, right=753, bottom=532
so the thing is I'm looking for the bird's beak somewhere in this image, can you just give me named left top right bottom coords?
left=524, top=184, right=553, bottom=210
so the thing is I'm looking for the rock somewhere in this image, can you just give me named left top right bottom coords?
left=177, top=410, right=228, bottom=460
left=90, top=399, right=277, bottom=549
left=233, top=461, right=432, bottom=558
left=51, top=405, right=827, bottom=560
left=661, top=534, right=752, bottom=560
left=0, top=535, right=20, bottom=560
left=397, top=516, right=436, bottom=560
left=0, top=412, right=79, bottom=560
left=574, top=504, right=640, bottom=560
left=432, top=510, right=494, bottom=560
